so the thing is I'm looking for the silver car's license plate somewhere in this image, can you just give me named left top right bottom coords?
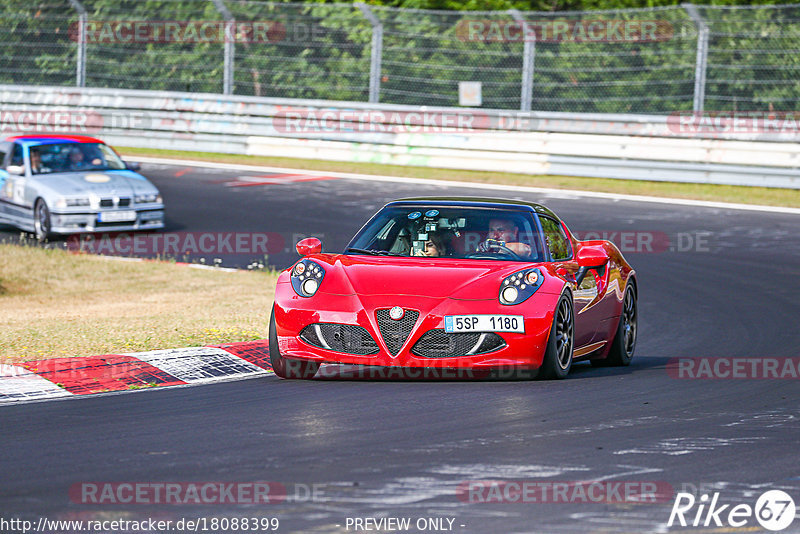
left=444, top=315, right=524, bottom=333
left=98, top=210, right=137, bottom=223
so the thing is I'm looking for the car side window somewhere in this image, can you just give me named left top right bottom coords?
left=10, top=143, right=23, bottom=167
left=540, top=216, right=572, bottom=261
left=0, top=144, right=7, bottom=166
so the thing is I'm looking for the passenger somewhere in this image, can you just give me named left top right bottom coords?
left=414, top=231, right=449, bottom=257
left=67, top=148, right=90, bottom=171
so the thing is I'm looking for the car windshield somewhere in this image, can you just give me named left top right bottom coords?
left=346, top=205, right=544, bottom=262
left=28, top=142, right=126, bottom=175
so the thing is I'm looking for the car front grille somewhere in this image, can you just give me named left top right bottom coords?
left=99, top=198, right=131, bottom=207
left=411, top=330, right=506, bottom=358
left=375, top=309, right=419, bottom=355
left=299, top=323, right=379, bottom=356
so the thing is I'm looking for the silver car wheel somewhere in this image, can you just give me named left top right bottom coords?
left=34, top=200, right=51, bottom=242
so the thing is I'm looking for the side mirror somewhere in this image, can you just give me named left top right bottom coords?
left=125, top=161, right=141, bottom=171
left=296, top=237, right=322, bottom=256
left=574, top=246, right=609, bottom=286
left=576, top=245, right=609, bottom=268
left=6, top=165, right=25, bottom=175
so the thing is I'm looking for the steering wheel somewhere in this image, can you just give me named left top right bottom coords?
left=467, top=241, right=522, bottom=260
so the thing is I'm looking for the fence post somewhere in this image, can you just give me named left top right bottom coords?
left=357, top=3, right=383, bottom=104
left=683, top=3, right=708, bottom=113
left=212, top=0, right=235, bottom=95
left=67, top=0, right=87, bottom=87
left=509, top=9, right=535, bottom=112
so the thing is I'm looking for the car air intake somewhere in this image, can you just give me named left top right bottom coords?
left=411, top=330, right=506, bottom=358
left=299, top=324, right=379, bottom=355
left=375, top=309, right=419, bottom=356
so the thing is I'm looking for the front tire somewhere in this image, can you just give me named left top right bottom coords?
left=538, top=293, right=574, bottom=380
left=269, top=308, right=319, bottom=379
left=34, top=199, right=52, bottom=242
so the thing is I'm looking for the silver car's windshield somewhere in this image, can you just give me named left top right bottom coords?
left=28, top=143, right=126, bottom=175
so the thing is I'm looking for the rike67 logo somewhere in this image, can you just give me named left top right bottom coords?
left=668, top=490, right=796, bottom=531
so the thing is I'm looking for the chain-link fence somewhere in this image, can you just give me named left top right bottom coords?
left=1, top=1, right=798, bottom=113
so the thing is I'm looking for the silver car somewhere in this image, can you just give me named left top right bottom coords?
left=0, top=135, right=164, bottom=241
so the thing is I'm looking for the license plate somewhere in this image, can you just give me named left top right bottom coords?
left=444, top=315, right=524, bottom=333
left=98, top=210, right=137, bottom=223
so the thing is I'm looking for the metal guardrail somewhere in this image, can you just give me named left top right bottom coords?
left=1, top=85, right=798, bottom=189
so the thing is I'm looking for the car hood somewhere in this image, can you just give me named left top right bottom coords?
left=311, top=254, right=560, bottom=299
left=32, top=170, right=156, bottom=197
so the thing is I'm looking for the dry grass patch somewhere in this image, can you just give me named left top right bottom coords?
left=0, top=244, right=278, bottom=362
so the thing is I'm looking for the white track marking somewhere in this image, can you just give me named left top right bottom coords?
left=131, top=155, right=800, bottom=215
left=0, top=364, right=73, bottom=402
left=127, top=347, right=269, bottom=383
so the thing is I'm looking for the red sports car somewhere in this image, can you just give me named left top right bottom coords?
left=270, top=198, right=637, bottom=380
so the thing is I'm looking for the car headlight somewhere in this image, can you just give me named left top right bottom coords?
left=291, top=259, right=325, bottom=297
left=135, top=193, right=162, bottom=204
left=55, top=198, right=91, bottom=208
left=499, top=268, right=543, bottom=305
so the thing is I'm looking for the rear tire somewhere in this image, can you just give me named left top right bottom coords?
left=33, top=199, right=52, bottom=242
left=595, top=285, right=637, bottom=367
left=538, top=293, right=574, bottom=380
left=269, top=308, right=319, bottom=379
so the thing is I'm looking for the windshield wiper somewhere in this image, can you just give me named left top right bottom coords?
left=346, top=247, right=405, bottom=257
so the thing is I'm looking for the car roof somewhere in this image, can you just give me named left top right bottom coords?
left=4, top=134, right=105, bottom=147
left=386, top=196, right=561, bottom=220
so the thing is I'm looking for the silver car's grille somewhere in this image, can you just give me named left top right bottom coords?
left=100, top=198, right=131, bottom=208
left=375, top=309, right=419, bottom=356
left=411, top=330, right=506, bottom=358
left=299, top=324, right=379, bottom=355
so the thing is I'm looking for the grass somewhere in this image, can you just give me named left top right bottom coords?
left=0, top=244, right=278, bottom=363
left=120, top=146, right=800, bottom=209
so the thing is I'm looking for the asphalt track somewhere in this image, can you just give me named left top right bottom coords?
left=2, top=162, right=800, bottom=533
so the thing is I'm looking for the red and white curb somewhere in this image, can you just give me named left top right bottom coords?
left=0, top=341, right=273, bottom=405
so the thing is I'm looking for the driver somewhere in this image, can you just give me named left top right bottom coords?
left=29, top=149, right=51, bottom=174
left=477, top=217, right=532, bottom=256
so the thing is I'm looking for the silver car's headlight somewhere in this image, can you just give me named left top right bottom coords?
left=499, top=268, right=544, bottom=305
left=135, top=193, right=162, bottom=204
left=55, top=198, right=91, bottom=208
